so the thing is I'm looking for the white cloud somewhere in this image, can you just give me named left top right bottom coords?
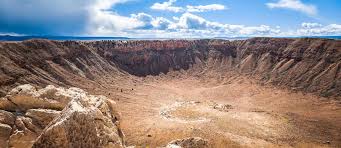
left=186, top=4, right=226, bottom=12
left=297, top=23, right=341, bottom=36
left=167, top=13, right=281, bottom=37
left=150, top=0, right=183, bottom=13
left=171, top=13, right=208, bottom=29
left=0, top=32, right=25, bottom=36
left=92, top=0, right=228, bottom=37
left=85, top=0, right=340, bottom=38
left=238, top=25, right=281, bottom=35
left=131, top=13, right=155, bottom=29
left=6, top=0, right=334, bottom=38
left=150, top=0, right=226, bottom=13
left=87, top=7, right=283, bottom=38
left=130, top=13, right=173, bottom=30
left=266, top=0, right=317, bottom=16
left=86, top=0, right=176, bottom=36
left=301, top=22, right=322, bottom=28
left=3, top=0, right=340, bottom=38
left=76, top=1, right=341, bottom=37
left=86, top=0, right=143, bottom=36
left=151, top=17, right=173, bottom=30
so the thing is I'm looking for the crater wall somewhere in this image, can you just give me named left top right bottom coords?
left=0, top=38, right=340, bottom=97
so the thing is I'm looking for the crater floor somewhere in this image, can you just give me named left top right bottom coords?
left=89, top=70, right=341, bottom=148
left=0, top=38, right=340, bottom=147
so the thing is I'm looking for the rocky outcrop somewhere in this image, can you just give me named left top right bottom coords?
left=32, top=89, right=124, bottom=148
left=166, top=137, right=208, bottom=148
left=0, top=38, right=340, bottom=97
left=0, top=84, right=123, bottom=148
left=0, top=84, right=73, bottom=111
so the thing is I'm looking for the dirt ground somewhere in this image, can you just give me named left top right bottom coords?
left=86, top=69, right=341, bottom=148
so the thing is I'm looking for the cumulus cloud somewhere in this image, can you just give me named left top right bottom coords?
left=151, top=17, right=173, bottom=30
left=131, top=13, right=155, bottom=29
left=186, top=4, right=226, bottom=12
left=64, top=1, right=282, bottom=37
left=82, top=1, right=341, bottom=38
left=86, top=0, right=143, bottom=36
left=266, top=0, right=317, bottom=16
left=130, top=13, right=173, bottom=30
left=166, top=13, right=281, bottom=37
left=150, top=0, right=226, bottom=13
left=171, top=13, right=208, bottom=29
left=150, top=0, right=183, bottom=13
left=86, top=8, right=283, bottom=38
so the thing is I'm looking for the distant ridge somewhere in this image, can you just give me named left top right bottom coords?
left=0, top=35, right=130, bottom=41
left=301, top=36, right=341, bottom=40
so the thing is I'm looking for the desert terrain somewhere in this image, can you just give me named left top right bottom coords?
left=90, top=68, right=341, bottom=148
left=0, top=38, right=340, bottom=147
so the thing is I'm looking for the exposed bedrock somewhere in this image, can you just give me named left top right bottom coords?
left=0, top=38, right=340, bottom=97
left=0, top=84, right=124, bottom=148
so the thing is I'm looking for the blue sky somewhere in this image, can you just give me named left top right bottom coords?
left=0, top=0, right=340, bottom=38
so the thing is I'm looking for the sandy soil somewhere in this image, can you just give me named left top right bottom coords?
left=86, top=70, right=341, bottom=148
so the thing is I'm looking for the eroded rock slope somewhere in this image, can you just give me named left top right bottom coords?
left=0, top=38, right=340, bottom=97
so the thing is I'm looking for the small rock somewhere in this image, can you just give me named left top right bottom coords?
left=213, top=103, right=233, bottom=112
left=323, top=141, right=331, bottom=144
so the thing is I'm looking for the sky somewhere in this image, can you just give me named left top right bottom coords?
left=0, top=0, right=340, bottom=38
